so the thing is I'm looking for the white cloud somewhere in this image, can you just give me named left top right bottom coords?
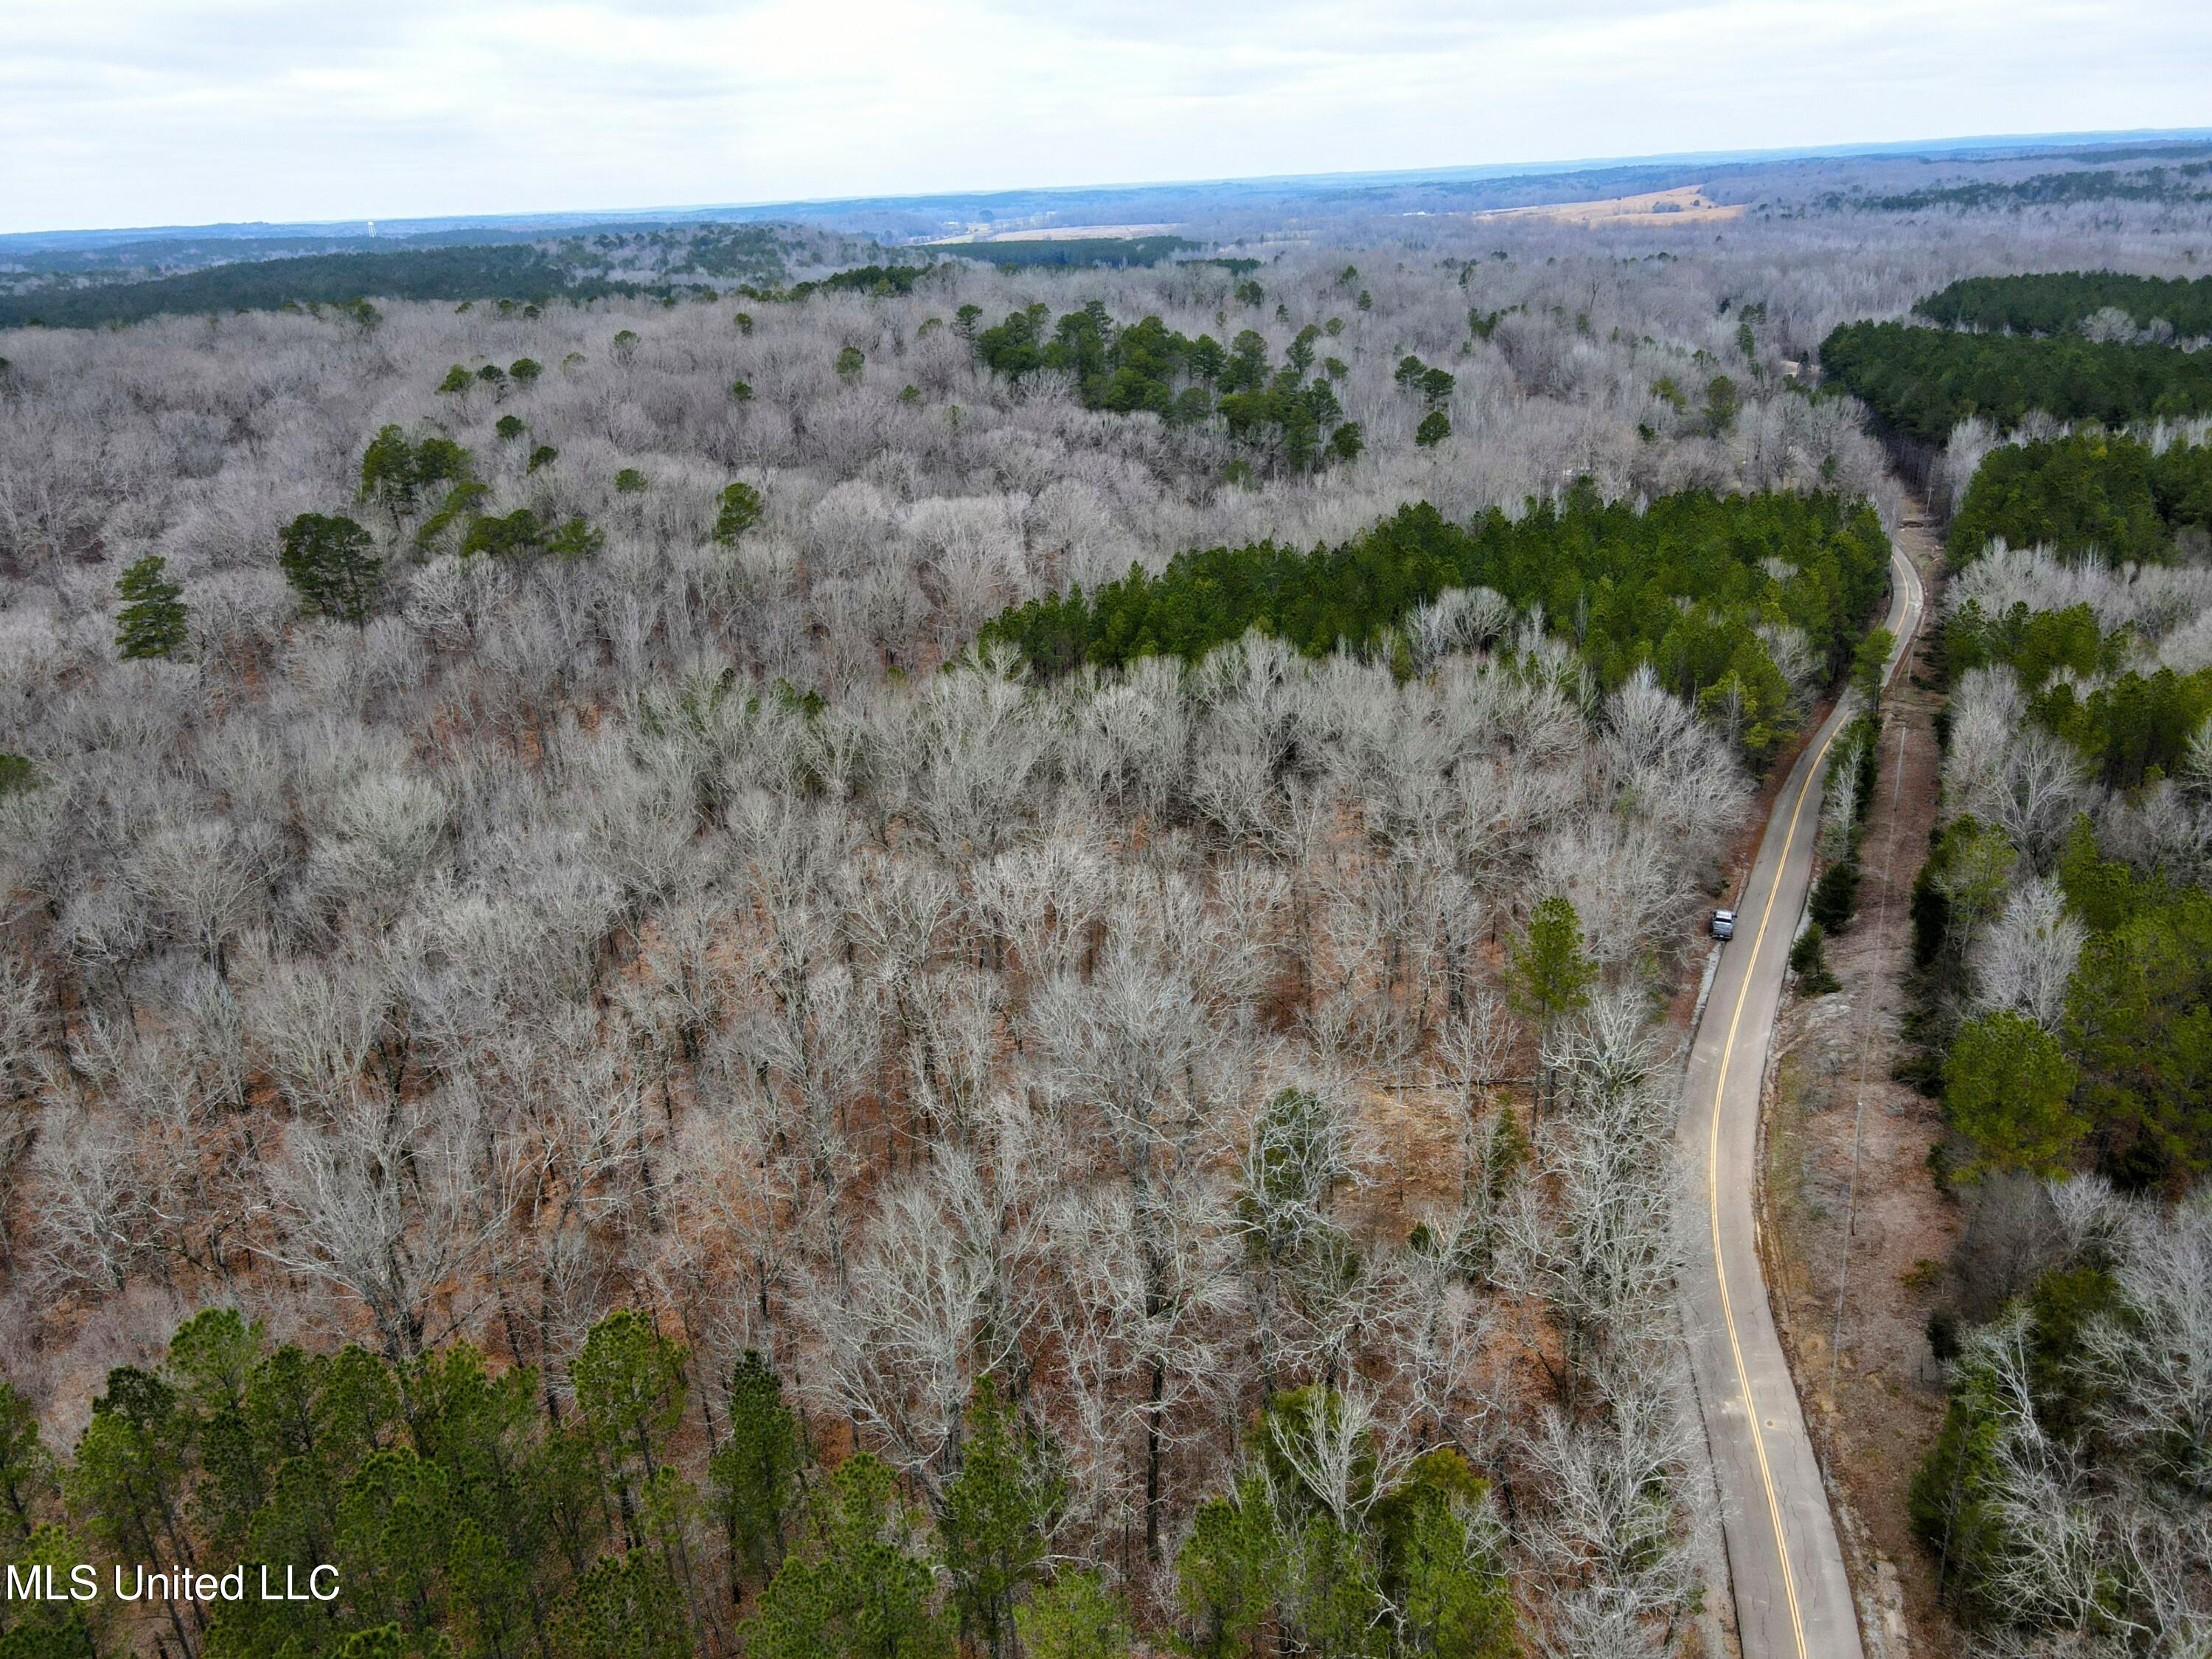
left=3, top=0, right=2208, bottom=232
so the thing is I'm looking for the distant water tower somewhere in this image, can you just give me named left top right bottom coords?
left=367, top=220, right=377, bottom=238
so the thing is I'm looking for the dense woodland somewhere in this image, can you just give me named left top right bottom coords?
left=1907, top=422, right=2212, bottom=1192
left=0, top=250, right=616, bottom=332
left=1891, top=262, right=2212, bottom=1652
left=0, top=229, right=807, bottom=332
left=953, top=239, right=1198, bottom=271
left=4, top=184, right=2212, bottom=1659
left=1916, top=271, right=2212, bottom=338
left=980, top=490, right=1887, bottom=762
left=0, top=240, right=1211, bottom=336
left=1818, top=319, right=2212, bottom=444
left=1815, top=159, right=2212, bottom=216
left=1946, top=431, right=2212, bottom=566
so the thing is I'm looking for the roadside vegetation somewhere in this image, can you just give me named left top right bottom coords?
left=1861, top=270, right=2212, bottom=1654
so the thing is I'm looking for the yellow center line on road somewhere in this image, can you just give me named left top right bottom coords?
left=1709, top=714, right=1829, bottom=1659
left=1703, top=547, right=1916, bottom=1659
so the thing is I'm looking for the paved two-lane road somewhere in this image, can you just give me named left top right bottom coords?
left=1681, top=543, right=1924, bottom=1659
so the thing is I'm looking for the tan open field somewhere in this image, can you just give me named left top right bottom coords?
left=1472, top=183, right=1746, bottom=226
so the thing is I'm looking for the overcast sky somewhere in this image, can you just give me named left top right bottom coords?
left=6, top=0, right=2210, bottom=234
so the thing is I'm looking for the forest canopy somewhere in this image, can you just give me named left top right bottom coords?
left=967, top=300, right=1361, bottom=470
left=1822, top=162, right=2212, bottom=215
left=1817, top=319, right=2212, bottom=442
left=735, top=263, right=936, bottom=302
left=1921, top=820, right=2212, bottom=1186
left=15, top=178, right=2166, bottom=1659
left=981, top=484, right=1889, bottom=757
left=0, top=246, right=695, bottom=332
left=0, top=1307, right=1519, bottom=1659
left=947, top=235, right=1197, bottom=269
left=1917, top=270, right=2212, bottom=337
left=1947, top=433, right=2212, bottom=565
left=0, top=246, right=748, bottom=334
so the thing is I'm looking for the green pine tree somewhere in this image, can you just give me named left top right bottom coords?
left=1945, top=1010, right=2085, bottom=1176
left=1376, top=1451, right=1515, bottom=1659
left=938, top=1378, right=1062, bottom=1659
left=555, top=1551, right=691, bottom=1659
left=1509, top=896, right=1596, bottom=1110
left=1175, top=1475, right=1287, bottom=1659
left=1704, top=372, right=1741, bottom=436
left=1, top=1522, right=114, bottom=1659
left=114, top=554, right=189, bottom=660
left=1284, top=1514, right=1384, bottom=1658
left=749, top=1453, right=950, bottom=1659
left=1013, top=1572, right=1132, bottom=1659
left=279, top=513, right=383, bottom=625
left=572, top=1310, right=689, bottom=1537
left=710, top=1350, right=805, bottom=1596
left=0, top=1382, right=55, bottom=1553
left=714, top=481, right=765, bottom=545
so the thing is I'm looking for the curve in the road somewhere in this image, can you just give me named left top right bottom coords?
left=1682, top=543, right=1924, bottom=1659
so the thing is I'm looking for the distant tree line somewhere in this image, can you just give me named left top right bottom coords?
left=657, top=226, right=793, bottom=282
left=734, top=264, right=938, bottom=303
left=6, top=223, right=793, bottom=282
left=729, top=244, right=1201, bottom=299
left=0, top=248, right=709, bottom=332
left=951, top=236, right=1197, bottom=270
left=1818, top=161, right=2212, bottom=215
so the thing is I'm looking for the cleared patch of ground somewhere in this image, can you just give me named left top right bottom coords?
left=1472, top=184, right=1746, bottom=226
left=1759, top=517, right=1961, bottom=1658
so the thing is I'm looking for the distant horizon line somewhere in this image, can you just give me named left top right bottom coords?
left=10, top=124, right=2212, bottom=248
